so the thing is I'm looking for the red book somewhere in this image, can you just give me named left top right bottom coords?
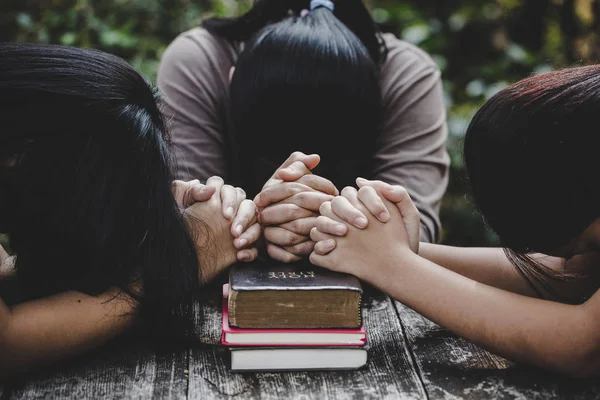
left=221, top=284, right=367, bottom=347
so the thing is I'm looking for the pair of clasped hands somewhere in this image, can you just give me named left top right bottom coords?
left=174, top=152, right=421, bottom=283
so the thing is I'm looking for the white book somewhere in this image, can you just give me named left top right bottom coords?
left=230, top=347, right=367, bottom=372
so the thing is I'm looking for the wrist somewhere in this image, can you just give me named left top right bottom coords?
left=364, top=246, right=420, bottom=292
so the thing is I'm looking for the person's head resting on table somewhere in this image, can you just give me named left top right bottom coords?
left=203, top=0, right=384, bottom=196
left=464, top=65, right=600, bottom=300
left=0, top=42, right=259, bottom=340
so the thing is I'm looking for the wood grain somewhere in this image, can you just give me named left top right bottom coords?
left=4, top=282, right=600, bottom=399
left=6, top=339, right=188, bottom=400
left=188, top=288, right=426, bottom=399
left=395, top=301, right=600, bottom=399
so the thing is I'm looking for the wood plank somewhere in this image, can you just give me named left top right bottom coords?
left=188, top=286, right=427, bottom=399
left=6, top=338, right=188, bottom=400
left=395, top=302, right=600, bottom=399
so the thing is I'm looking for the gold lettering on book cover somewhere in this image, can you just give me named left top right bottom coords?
left=268, top=271, right=316, bottom=279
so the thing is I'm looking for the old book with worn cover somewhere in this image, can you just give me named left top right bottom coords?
left=222, top=284, right=367, bottom=346
left=228, top=261, right=363, bottom=329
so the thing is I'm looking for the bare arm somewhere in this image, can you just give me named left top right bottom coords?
left=419, top=243, right=600, bottom=302
left=418, top=243, right=538, bottom=296
left=0, top=288, right=135, bottom=376
left=375, top=251, right=600, bottom=378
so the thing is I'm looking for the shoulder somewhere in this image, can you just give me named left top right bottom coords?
left=379, top=33, right=443, bottom=113
left=380, top=33, right=441, bottom=90
left=158, top=27, right=240, bottom=82
left=163, top=26, right=240, bottom=60
left=381, top=33, right=439, bottom=73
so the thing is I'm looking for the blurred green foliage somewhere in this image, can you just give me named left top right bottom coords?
left=1, top=0, right=599, bottom=246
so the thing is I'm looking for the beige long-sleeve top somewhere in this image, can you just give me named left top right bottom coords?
left=157, top=27, right=450, bottom=243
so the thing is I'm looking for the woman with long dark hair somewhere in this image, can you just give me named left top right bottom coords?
left=157, top=0, right=449, bottom=262
left=310, top=65, right=600, bottom=377
left=0, top=42, right=260, bottom=375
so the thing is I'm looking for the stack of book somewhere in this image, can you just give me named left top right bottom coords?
left=222, top=262, right=367, bottom=372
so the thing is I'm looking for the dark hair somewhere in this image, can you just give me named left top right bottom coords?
left=0, top=42, right=201, bottom=335
left=464, top=65, right=600, bottom=300
left=202, top=0, right=387, bottom=66
left=218, top=5, right=383, bottom=195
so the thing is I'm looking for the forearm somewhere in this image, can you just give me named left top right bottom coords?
left=418, top=243, right=599, bottom=303
left=0, top=288, right=135, bottom=376
left=418, top=243, right=537, bottom=297
left=372, top=252, right=600, bottom=376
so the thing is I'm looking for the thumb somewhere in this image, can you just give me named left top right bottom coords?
left=187, top=184, right=216, bottom=206
left=301, top=154, right=321, bottom=170
left=277, top=152, right=320, bottom=172
left=172, top=180, right=193, bottom=208
left=356, top=178, right=419, bottom=221
left=278, top=160, right=316, bottom=182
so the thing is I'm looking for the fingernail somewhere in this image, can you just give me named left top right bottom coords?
left=239, top=252, right=249, bottom=261
left=238, top=238, right=248, bottom=248
left=379, top=212, right=390, bottom=222
left=254, top=194, right=261, bottom=205
left=335, top=224, right=347, bottom=235
left=235, top=225, right=243, bottom=235
left=355, top=217, right=368, bottom=228
left=356, top=177, right=367, bottom=185
left=225, top=207, right=234, bottom=218
left=325, top=239, right=336, bottom=249
left=300, top=9, right=309, bottom=16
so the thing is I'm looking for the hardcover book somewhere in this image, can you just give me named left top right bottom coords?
left=229, top=347, right=368, bottom=372
left=221, top=284, right=367, bottom=346
left=228, top=261, right=363, bottom=329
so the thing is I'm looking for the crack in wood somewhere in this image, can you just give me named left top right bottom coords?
left=392, top=297, right=429, bottom=400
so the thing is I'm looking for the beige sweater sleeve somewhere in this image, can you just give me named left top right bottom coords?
left=375, top=36, right=450, bottom=243
left=157, top=28, right=236, bottom=181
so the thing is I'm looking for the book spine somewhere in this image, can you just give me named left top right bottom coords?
left=357, top=292, right=363, bottom=327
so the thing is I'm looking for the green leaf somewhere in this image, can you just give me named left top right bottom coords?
left=60, top=32, right=78, bottom=46
left=99, top=29, right=138, bottom=48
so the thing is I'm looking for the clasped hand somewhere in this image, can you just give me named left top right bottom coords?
left=253, top=152, right=338, bottom=263
left=308, top=179, right=421, bottom=282
left=172, top=152, right=425, bottom=282
left=173, top=176, right=260, bottom=282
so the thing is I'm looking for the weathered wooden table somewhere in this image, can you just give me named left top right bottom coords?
left=2, top=285, right=599, bottom=399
